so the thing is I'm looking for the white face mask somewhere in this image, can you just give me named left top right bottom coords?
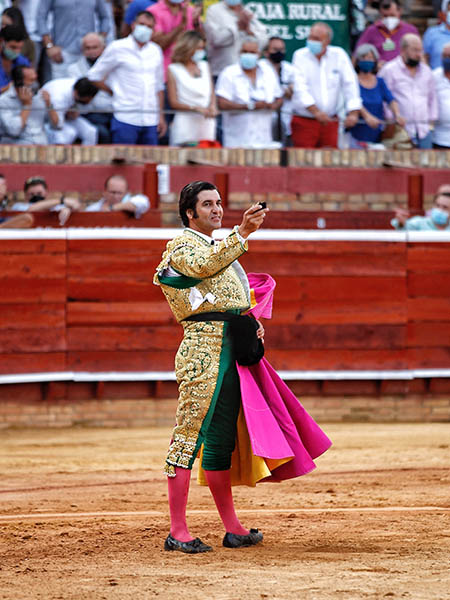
left=133, top=24, right=152, bottom=44
left=382, top=16, right=400, bottom=31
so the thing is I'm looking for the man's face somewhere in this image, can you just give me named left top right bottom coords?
left=4, top=39, right=24, bottom=56
left=435, top=194, right=450, bottom=215
left=401, top=38, right=422, bottom=63
left=132, top=14, right=154, bottom=30
left=22, top=67, right=37, bottom=87
left=308, top=25, right=329, bottom=51
left=187, top=189, right=223, bottom=235
left=380, top=1, right=401, bottom=18
left=74, top=92, right=93, bottom=105
left=267, top=38, right=285, bottom=56
left=104, top=178, right=128, bottom=205
left=25, top=183, right=47, bottom=202
left=83, top=36, right=104, bottom=61
left=241, top=41, right=259, bottom=56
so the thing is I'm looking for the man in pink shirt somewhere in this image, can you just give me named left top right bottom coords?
left=148, top=0, right=203, bottom=76
left=379, top=33, right=438, bottom=148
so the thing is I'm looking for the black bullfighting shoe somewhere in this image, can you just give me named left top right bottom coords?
left=164, top=534, right=212, bottom=554
left=222, top=528, right=263, bottom=548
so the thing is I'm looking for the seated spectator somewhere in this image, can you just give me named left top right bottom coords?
left=167, top=31, right=216, bottom=146
left=432, top=42, right=450, bottom=148
left=86, top=174, right=150, bottom=218
left=424, top=1, right=450, bottom=70
left=121, top=0, right=157, bottom=38
left=0, top=65, right=48, bottom=144
left=1, top=6, right=35, bottom=65
left=355, top=0, right=418, bottom=66
left=291, top=22, right=361, bottom=149
left=379, top=34, right=438, bottom=149
left=41, top=77, right=99, bottom=145
left=0, top=173, right=34, bottom=227
left=37, top=0, right=111, bottom=79
left=11, top=175, right=81, bottom=225
left=68, top=33, right=113, bottom=144
left=148, top=0, right=203, bottom=78
left=88, top=11, right=166, bottom=145
left=392, top=192, right=450, bottom=230
left=204, top=0, right=268, bottom=79
left=216, top=36, right=283, bottom=148
left=0, top=25, right=30, bottom=94
left=260, top=36, right=296, bottom=145
left=348, top=44, right=405, bottom=147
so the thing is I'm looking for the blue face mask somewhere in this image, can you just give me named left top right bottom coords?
left=358, top=60, right=376, bottom=73
left=192, top=49, right=205, bottom=63
left=307, top=39, right=323, bottom=56
left=225, top=0, right=241, bottom=6
left=443, top=57, right=450, bottom=72
left=431, top=207, right=449, bottom=226
left=133, top=24, right=152, bottom=44
left=170, top=0, right=184, bottom=4
left=240, top=52, right=258, bottom=70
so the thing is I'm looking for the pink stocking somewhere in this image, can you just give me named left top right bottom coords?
left=204, top=469, right=249, bottom=535
left=167, top=466, right=193, bottom=542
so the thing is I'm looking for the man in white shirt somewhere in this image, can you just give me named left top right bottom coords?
left=88, top=11, right=166, bottom=145
left=68, top=32, right=113, bottom=143
left=86, top=174, right=150, bottom=218
left=432, top=42, right=450, bottom=148
left=41, top=77, right=99, bottom=144
left=204, top=0, right=268, bottom=79
left=216, top=36, right=283, bottom=148
left=291, top=22, right=361, bottom=148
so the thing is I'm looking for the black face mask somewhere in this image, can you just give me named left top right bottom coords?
left=405, top=57, right=420, bottom=68
left=269, top=50, right=285, bottom=64
left=29, top=194, right=45, bottom=203
left=86, top=56, right=98, bottom=66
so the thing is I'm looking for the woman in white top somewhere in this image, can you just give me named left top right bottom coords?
left=167, top=31, right=217, bottom=146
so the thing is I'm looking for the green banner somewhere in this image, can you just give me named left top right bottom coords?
left=245, top=1, right=350, bottom=60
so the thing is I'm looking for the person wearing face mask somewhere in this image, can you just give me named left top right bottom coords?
left=391, top=193, right=450, bottom=231
left=355, top=0, right=418, bottom=66
left=216, top=36, right=283, bottom=148
left=0, top=25, right=30, bottom=94
left=167, top=31, right=217, bottom=146
left=205, top=0, right=267, bottom=80
left=68, top=33, right=113, bottom=143
left=260, top=36, right=296, bottom=145
left=432, top=42, right=450, bottom=148
left=379, top=34, right=438, bottom=149
left=424, top=0, right=450, bottom=70
left=88, top=11, right=167, bottom=144
left=291, top=22, right=361, bottom=149
left=0, top=65, right=48, bottom=144
left=348, top=43, right=404, bottom=148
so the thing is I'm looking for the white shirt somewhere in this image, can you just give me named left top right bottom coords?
left=68, top=56, right=114, bottom=114
left=204, top=1, right=268, bottom=77
left=216, top=61, right=283, bottom=148
left=291, top=45, right=362, bottom=117
left=86, top=193, right=150, bottom=218
left=41, top=77, right=77, bottom=128
left=87, top=35, right=164, bottom=127
left=432, top=67, right=450, bottom=147
left=0, top=86, right=48, bottom=144
left=259, top=57, right=296, bottom=136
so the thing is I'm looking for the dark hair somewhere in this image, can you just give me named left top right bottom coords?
left=11, top=64, right=26, bottom=87
left=135, top=10, right=155, bottom=23
left=268, top=36, right=284, bottom=44
left=380, top=0, right=401, bottom=8
left=0, top=24, right=27, bottom=42
left=73, top=77, right=98, bottom=99
left=2, top=7, right=28, bottom=35
left=104, top=174, right=128, bottom=190
left=24, top=175, right=47, bottom=192
left=179, top=181, right=218, bottom=227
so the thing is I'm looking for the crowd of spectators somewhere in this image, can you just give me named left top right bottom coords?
left=0, top=0, right=448, bottom=150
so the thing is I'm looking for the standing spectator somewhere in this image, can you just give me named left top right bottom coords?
left=204, top=0, right=267, bottom=79
left=86, top=174, right=150, bottom=217
left=37, top=0, right=111, bottom=79
left=216, top=36, right=283, bottom=148
left=0, top=65, right=48, bottom=144
left=167, top=31, right=216, bottom=146
left=424, top=0, right=450, bottom=70
left=348, top=44, right=404, bottom=147
left=148, top=0, right=203, bottom=77
left=379, top=34, right=438, bottom=149
left=355, top=0, right=418, bottom=66
left=1, top=7, right=35, bottom=65
left=291, top=22, right=361, bottom=149
left=0, top=25, right=30, bottom=94
left=88, top=11, right=166, bottom=144
left=432, top=42, right=450, bottom=149
left=16, top=0, right=52, bottom=82
left=260, top=36, right=296, bottom=145
left=68, top=32, right=113, bottom=143
left=121, top=0, right=156, bottom=37
left=41, top=77, right=99, bottom=145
